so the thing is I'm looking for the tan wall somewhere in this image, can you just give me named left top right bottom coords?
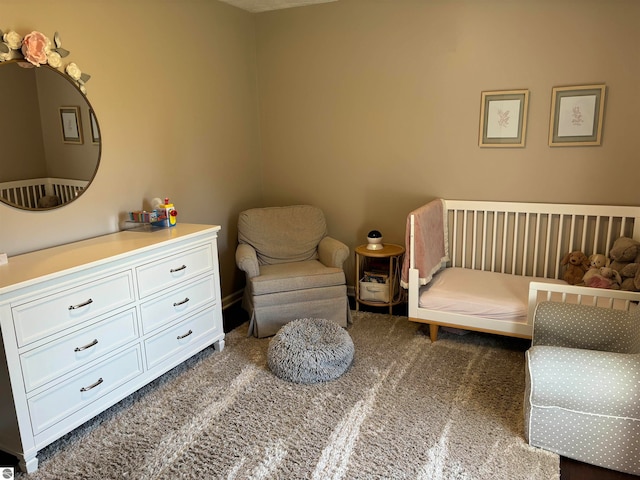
left=1, top=0, right=262, bottom=298
left=2, top=0, right=639, bottom=299
left=255, top=0, right=640, bottom=284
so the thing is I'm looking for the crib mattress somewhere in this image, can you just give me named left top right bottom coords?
left=418, top=268, right=567, bottom=323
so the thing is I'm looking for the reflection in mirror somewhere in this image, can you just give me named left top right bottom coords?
left=0, top=61, right=100, bottom=210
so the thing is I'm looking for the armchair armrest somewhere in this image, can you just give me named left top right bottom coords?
left=318, top=236, right=349, bottom=268
left=236, top=243, right=260, bottom=279
left=526, top=346, right=640, bottom=418
left=533, top=301, right=640, bottom=353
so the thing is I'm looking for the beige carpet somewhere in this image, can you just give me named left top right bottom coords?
left=20, top=311, right=559, bottom=479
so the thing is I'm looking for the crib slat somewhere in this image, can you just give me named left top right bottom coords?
left=532, top=213, right=541, bottom=277
left=521, top=212, right=530, bottom=276
left=481, top=210, right=488, bottom=270
left=605, top=218, right=613, bottom=257
left=544, top=214, right=552, bottom=278
left=500, top=212, right=509, bottom=273
left=462, top=210, right=468, bottom=268
left=452, top=210, right=459, bottom=267
left=590, top=216, right=600, bottom=254
left=511, top=212, right=519, bottom=275
left=491, top=210, right=498, bottom=272
left=621, top=217, right=628, bottom=242
left=555, top=215, right=565, bottom=279
left=471, top=210, right=478, bottom=269
left=568, top=214, right=576, bottom=253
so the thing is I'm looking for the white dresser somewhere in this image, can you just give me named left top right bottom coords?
left=0, top=224, right=225, bottom=472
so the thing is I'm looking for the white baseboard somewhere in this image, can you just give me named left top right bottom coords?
left=222, top=289, right=244, bottom=310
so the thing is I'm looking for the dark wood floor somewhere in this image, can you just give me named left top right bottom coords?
left=561, top=456, right=638, bottom=480
left=1, top=302, right=635, bottom=478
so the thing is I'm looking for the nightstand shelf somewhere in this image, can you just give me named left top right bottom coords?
left=355, top=243, right=405, bottom=314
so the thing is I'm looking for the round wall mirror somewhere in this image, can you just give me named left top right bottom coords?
left=0, top=60, right=100, bottom=210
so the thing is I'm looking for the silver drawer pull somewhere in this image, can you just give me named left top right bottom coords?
left=173, top=297, right=190, bottom=307
left=177, top=329, right=193, bottom=340
left=74, top=339, right=99, bottom=352
left=170, top=264, right=187, bottom=273
left=80, top=377, right=103, bottom=392
left=69, top=298, right=94, bottom=310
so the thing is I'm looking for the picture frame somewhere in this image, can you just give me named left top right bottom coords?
left=90, top=110, right=100, bottom=144
left=548, top=84, right=606, bottom=146
left=59, top=106, right=83, bottom=144
left=478, top=89, right=529, bottom=147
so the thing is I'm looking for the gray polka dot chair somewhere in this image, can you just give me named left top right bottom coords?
left=525, top=301, right=640, bottom=476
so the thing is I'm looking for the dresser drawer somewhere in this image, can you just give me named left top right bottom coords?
left=136, top=244, right=214, bottom=298
left=144, top=306, right=220, bottom=369
left=27, top=345, right=143, bottom=435
left=20, top=308, right=140, bottom=393
left=13, top=271, right=136, bottom=347
left=139, top=275, right=217, bottom=334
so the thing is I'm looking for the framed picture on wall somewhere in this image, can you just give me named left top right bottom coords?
left=59, top=106, right=83, bottom=144
left=548, top=84, right=606, bottom=146
left=478, top=89, right=529, bottom=147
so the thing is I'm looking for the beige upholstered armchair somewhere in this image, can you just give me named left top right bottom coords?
left=236, top=205, right=351, bottom=338
left=525, top=301, right=640, bottom=476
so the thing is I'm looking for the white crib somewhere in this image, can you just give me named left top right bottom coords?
left=0, top=177, right=88, bottom=209
left=406, top=200, right=640, bottom=341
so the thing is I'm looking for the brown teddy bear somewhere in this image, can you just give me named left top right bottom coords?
left=608, top=237, right=640, bottom=291
left=633, top=265, right=640, bottom=291
left=617, top=263, right=640, bottom=291
left=561, top=250, right=589, bottom=285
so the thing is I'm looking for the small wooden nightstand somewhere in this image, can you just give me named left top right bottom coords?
left=355, top=243, right=405, bottom=314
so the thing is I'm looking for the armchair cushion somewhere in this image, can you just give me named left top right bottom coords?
left=250, top=261, right=346, bottom=296
left=527, top=346, right=640, bottom=418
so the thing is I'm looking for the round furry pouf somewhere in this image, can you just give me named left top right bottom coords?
left=267, top=318, right=354, bottom=384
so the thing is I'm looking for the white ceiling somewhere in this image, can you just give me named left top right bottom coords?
left=219, top=0, right=337, bottom=13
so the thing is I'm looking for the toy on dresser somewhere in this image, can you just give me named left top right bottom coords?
left=128, top=197, right=178, bottom=228
left=155, top=197, right=178, bottom=227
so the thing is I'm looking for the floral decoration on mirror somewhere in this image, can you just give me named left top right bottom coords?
left=0, top=29, right=91, bottom=93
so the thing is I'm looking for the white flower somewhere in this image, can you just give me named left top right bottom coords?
left=46, top=50, right=62, bottom=68
left=0, top=43, right=12, bottom=62
left=3, top=30, right=22, bottom=50
left=65, top=62, right=82, bottom=80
